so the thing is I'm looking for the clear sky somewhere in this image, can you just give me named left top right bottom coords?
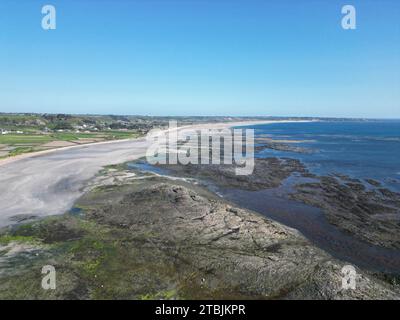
left=1, top=0, right=399, bottom=118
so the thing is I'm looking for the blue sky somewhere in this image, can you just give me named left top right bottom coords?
left=0, top=0, right=399, bottom=118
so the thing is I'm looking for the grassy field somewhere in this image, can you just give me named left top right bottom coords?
left=0, top=131, right=140, bottom=158
left=0, top=134, right=53, bottom=144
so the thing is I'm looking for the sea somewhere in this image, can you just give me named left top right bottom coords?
left=240, top=120, right=400, bottom=192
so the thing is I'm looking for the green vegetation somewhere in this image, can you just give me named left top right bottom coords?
left=8, top=146, right=36, bottom=156
left=0, top=214, right=172, bottom=299
left=139, top=289, right=178, bottom=300
left=0, top=234, right=38, bottom=245
left=0, top=113, right=146, bottom=158
left=0, top=134, right=52, bottom=144
left=0, top=113, right=168, bottom=133
left=0, top=178, right=248, bottom=300
left=0, top=132, right=138, bottom=145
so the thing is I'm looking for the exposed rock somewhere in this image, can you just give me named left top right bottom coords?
left=157, top=157, right=307, bottom=191
left=0, top=166, right=398, bottom=299
left=255, top=142, right=314, bottom=154
left=365, top=179, right=382, bottom=187
left=290, top=176, right=400, bottom=249
left=79, top=181, right=400, bottom=299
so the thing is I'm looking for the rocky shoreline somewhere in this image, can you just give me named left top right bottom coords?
left=0, top=162, right=399, bottom=299
left=154, top=157, right=400, bottom=251
left=290, top=175, right=400, bottom=250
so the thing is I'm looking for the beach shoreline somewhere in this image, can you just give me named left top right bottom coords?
left=0, top=119, right=312, bottom=167
left=0, top=119, right=307, bottom=228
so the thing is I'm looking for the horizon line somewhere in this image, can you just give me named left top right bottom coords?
left=0, top=112, right=399, bottom=121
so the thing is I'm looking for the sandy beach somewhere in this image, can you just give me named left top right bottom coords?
left=0, top=120, right=289, bottom=228
left=0, top=120, right=275, bottom=167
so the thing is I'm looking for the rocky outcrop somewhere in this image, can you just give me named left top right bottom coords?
left=156, top=157, right=307, bottom=191
left=0, top=169, right=398, bottom=299
left=82, top=181, right=400, bottom=299
left=291, top=175, right=400, bottom=249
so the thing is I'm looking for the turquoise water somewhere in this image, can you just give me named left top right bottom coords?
left=242, top=120, right=400, bottom=191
